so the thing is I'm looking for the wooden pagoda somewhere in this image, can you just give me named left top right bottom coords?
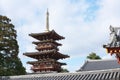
left=23, top=10, right=69, bottom=73
left=103, top=25, right=120, bottom=64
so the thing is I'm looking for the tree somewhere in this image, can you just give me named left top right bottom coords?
left=0, top=15, right=26, bottom=76
left=61, top=68, right=69, bottom=73
left=87, top=52, right=101, bottom=60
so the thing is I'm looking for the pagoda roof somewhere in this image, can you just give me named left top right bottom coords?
left=23, top=50, right=69, bottom=60
left=29, top=30, right=65, bottom=41
left=27, top=60, right=66, bottom=65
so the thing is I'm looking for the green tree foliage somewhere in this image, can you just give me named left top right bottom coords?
left=87, top=52, right=101, bottom=60
left=0, top=15, right=26, bottom=76
left=61, top=68, right=69, bottom=73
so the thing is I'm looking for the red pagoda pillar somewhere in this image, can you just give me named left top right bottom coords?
left=23, top=10, right=69, bottom=73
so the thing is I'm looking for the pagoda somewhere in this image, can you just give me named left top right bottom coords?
left=103, top=25, right=120, bottom=64
left=23, top=10, right=69, bottom=73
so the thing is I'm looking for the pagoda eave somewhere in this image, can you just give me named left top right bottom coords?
left=29, top=30, right=65, bottom=41
left=27, top=61, right=66, bottom=65
left=23, top=52, right=69, bottom=60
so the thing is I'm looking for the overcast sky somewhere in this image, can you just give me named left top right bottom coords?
left=1, top=0, right=120, bottom=72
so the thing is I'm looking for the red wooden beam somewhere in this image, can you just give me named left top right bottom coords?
left=105, top=47, right=120, bottom=64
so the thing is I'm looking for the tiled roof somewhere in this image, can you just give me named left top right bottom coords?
left=78, top=59, right=120, bottom=71
left=23, top=50, right=69, bottom=60
left=29, top=30, right=65, bottom=40
left=1, top=68, right=120, bottom=80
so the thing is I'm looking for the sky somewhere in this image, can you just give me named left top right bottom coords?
left=0, top=0, right=120, bottom=72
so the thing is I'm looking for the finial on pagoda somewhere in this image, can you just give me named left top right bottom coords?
left=46, top=9, right=49, bottom=32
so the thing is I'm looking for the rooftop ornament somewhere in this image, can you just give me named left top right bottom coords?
left=103, top=25, right=120, bottom=64
left=46, top=9, right=49, bottom=32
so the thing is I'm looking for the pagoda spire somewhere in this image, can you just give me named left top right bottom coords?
left=46, top=9, right=49, bottom=32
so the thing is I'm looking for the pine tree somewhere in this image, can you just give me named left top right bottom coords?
left=87, top=52, right=101, bottom=60
left=0, top=15, right=26, bottom=76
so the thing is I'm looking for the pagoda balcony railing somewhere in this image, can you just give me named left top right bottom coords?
left=36, top=45, right=58, bottom=50
left=31, top=65, right=61, bottom=70
left=31, top=66, right=53, bottom=70
left=37, top=49, right=57, bottom=53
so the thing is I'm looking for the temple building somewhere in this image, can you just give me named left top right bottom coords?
left=23, top=10, right=69, bottom=73
left=103, top=25, right=120, bottom=64
left=77, top=59, right=120, bottom=71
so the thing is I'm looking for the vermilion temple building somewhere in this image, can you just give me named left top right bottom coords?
left=103, top=25, right=120, bottom=64
left=23, top=10, right=69, bottom=73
